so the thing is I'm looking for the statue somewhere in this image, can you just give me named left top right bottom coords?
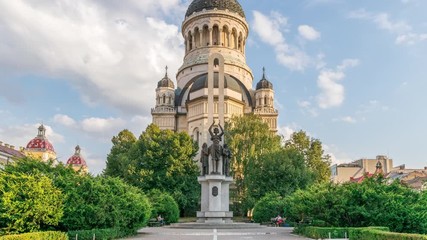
left=208, top=120, right=224, bottom=174
left=222, top=143, right=231, bottom=177
left=200, top=143, right=209, bottom=175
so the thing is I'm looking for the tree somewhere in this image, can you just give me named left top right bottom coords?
left=285, top=130, right=331, bottom=182
left=285, top=177, right=427, bottom=234
left=147, top=189, right=179, bottom=224
left=2, top=157, right=152, bottom=234
left=252, top=192, right=286, bottom=223
left=105, top=124, right=200, bottom=216
left=225, top=114, right=281, bottom=214
left=104, top=129, right=137, bottom=177
left=0, top=171, right=63, bottom=234
left=244, top=148, right=315, bottom=209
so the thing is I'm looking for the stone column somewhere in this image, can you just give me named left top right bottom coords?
left=208, top=27, right=213, bottom=46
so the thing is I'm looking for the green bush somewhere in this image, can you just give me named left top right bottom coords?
left=148, top=189, right=179, bottom=224
left=0, top=231, right=68, bottom=240
left=296, top=226, right=389, bottom=239
left=67, top=228, right=122, bottom=240
left=252, top=192, right=286, bottom=223
left=350, top=228, right=427, bottom=240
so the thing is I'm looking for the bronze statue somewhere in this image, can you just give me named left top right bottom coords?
left=208, top=120, right=224, bottom=173
left=200, top=143, right=209, bottom=175
left=222, top=143, right=231, bottom=176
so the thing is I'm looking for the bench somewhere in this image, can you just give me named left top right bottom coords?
left=148, top=218, right=164, bottom=227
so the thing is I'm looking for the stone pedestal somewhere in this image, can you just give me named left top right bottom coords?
left=197, top=174, right=233, bottom=223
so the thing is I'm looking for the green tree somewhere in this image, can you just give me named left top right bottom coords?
left=104, top=129, right=137, bottom=177
left=252, top=192, right=286, bottom=223
left=105, top=124, right=200, bottom=216
left=148, top=189, right=179, bottom=224
left=224, top=114, right=281, bottom=213
left=285, top=130, right=331, bottom=182
left=244, top=148, right=314, bottom=209
left=0, top=171, right=63, bottom=233
left=285, top=177, right=427, bottom=234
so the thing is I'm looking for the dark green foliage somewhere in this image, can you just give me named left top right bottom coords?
left=0, top=171, right=63, bottom=234
left=104, top=129, right=136, bottom=178
left=244, top=149, right=314, bottom=209
left=104, top=124, right=200, bottom=216
left=285, top=177, right=427, bottom=234
left=1, top=158, right=151, bottom=236
left=295, top=226, right=389, bottom=239
left=67, top=228, right=122, bottom=240
left=252, top=192, right=286, bottom=223
left=147, top=190, right=179, bottom=224
left=350, top=228, right=427, bottom=240
left=0, top=231, right=68, bottom=240
left=61, top=177, right=151, bottom=233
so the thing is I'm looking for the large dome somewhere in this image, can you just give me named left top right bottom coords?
left=26, top=125, right=55, bottom=152
left=189, top=73, right=242, bottom=94
left=186, top=0, right=245, bottom=18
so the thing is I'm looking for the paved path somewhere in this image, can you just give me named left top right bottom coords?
left=124, top=227, right=312, bottom=240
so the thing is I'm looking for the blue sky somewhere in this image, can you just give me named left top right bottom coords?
left=1, top=0, right=426, bottom=174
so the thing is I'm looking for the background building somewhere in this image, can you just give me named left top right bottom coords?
left=151, top=0, right=279, bottom=151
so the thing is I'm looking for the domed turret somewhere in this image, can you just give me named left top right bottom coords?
left=256, top=67, right=273, bottom=90
left=66, top=145, right=88, bottom=173
left=25, top=124, right=56, bottom=161
left=157, top=66, right=175, bottom=89
left=186, top=0, right=245, bottom=18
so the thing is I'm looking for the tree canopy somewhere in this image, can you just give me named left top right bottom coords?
left=285, top=177, right=427, bottom=234
left=104, top=124, right=200, bottom=216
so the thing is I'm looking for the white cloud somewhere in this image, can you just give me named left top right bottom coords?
left=332, top=116, right=357, bottom=124
left=53, top=114, right=77, bottom=127
left=297, top=100, right=311, bottom=108
left=0, top=0, right=186, bottom=113
left=278, top=125, right=297, bottom=141
left=349, top=9, right=426, bottom=45
left=323, top=144, right=353, bottom=165
left=317, top=59, right=359, bottom=109
left=298, top=25, right=321, bottom=41
left=252, top=11, right=310, bottom=71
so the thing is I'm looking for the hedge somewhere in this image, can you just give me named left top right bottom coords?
left=0, top=231, right=68, bottom=240
left=296, top=226, right=389, bottom=239
left=67, top=229, right=124, bottom=240
left=350, top=228, right=427, bottom=240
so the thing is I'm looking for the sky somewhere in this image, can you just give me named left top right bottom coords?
left=1, top=0, right=426, bottom=174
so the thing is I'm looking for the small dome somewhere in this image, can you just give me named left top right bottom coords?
left=26, top=124, right=55, bottom=152
left=157, top=66, right=175, bottom=89
left=186, top=0, right=245, bottom=18
left=189, top=73, right=242, bottom=94
left=66, top=145, right=87, bottom=167
left=256, top=67, right=273, bottom=90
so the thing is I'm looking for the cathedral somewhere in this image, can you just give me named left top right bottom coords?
left=151, top=0, right=279, bottom=148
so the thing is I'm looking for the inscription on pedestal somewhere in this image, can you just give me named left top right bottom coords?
left=212, top=186, right=218, bottom=197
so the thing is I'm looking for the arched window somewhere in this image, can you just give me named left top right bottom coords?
left=194, top=27, right=200, bottom=48
left=203, top=25, right=209, bottom=46
left=264, top=96, right=268, bottom=106
left=193, top=128, right=200, bottom=145
left=163, top=95, right=166, bottom=104
left=212, top=25, right=219, bottom=45
left=188, top=31, right=193, bottom=50
left=222, top=26, right=229, bottom=47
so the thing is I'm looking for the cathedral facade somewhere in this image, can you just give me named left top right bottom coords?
left=151, top=0, right=279, bottom=148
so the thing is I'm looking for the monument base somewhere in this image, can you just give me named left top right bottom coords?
left=196, top=211, right=233, bottom=223
left=198, top=174, right=234, bottom=224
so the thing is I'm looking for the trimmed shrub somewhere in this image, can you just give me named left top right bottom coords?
left=252, top=192, right=286, bottom=223
left=148, top=189, right=179, bottom=224
left=0, top=231, right=68, bottom=240
left=350, top=228, right=427, bottom=240
left=296, top=226, right=389, bottom=239
left=67, top=228, right=122, bottom=240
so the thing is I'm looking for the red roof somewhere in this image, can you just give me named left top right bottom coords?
left=26, top=138, right=55, bottom=152
left=26, top=124, right=55, bottom=152
left=66, top=145, right=87, bottom=167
